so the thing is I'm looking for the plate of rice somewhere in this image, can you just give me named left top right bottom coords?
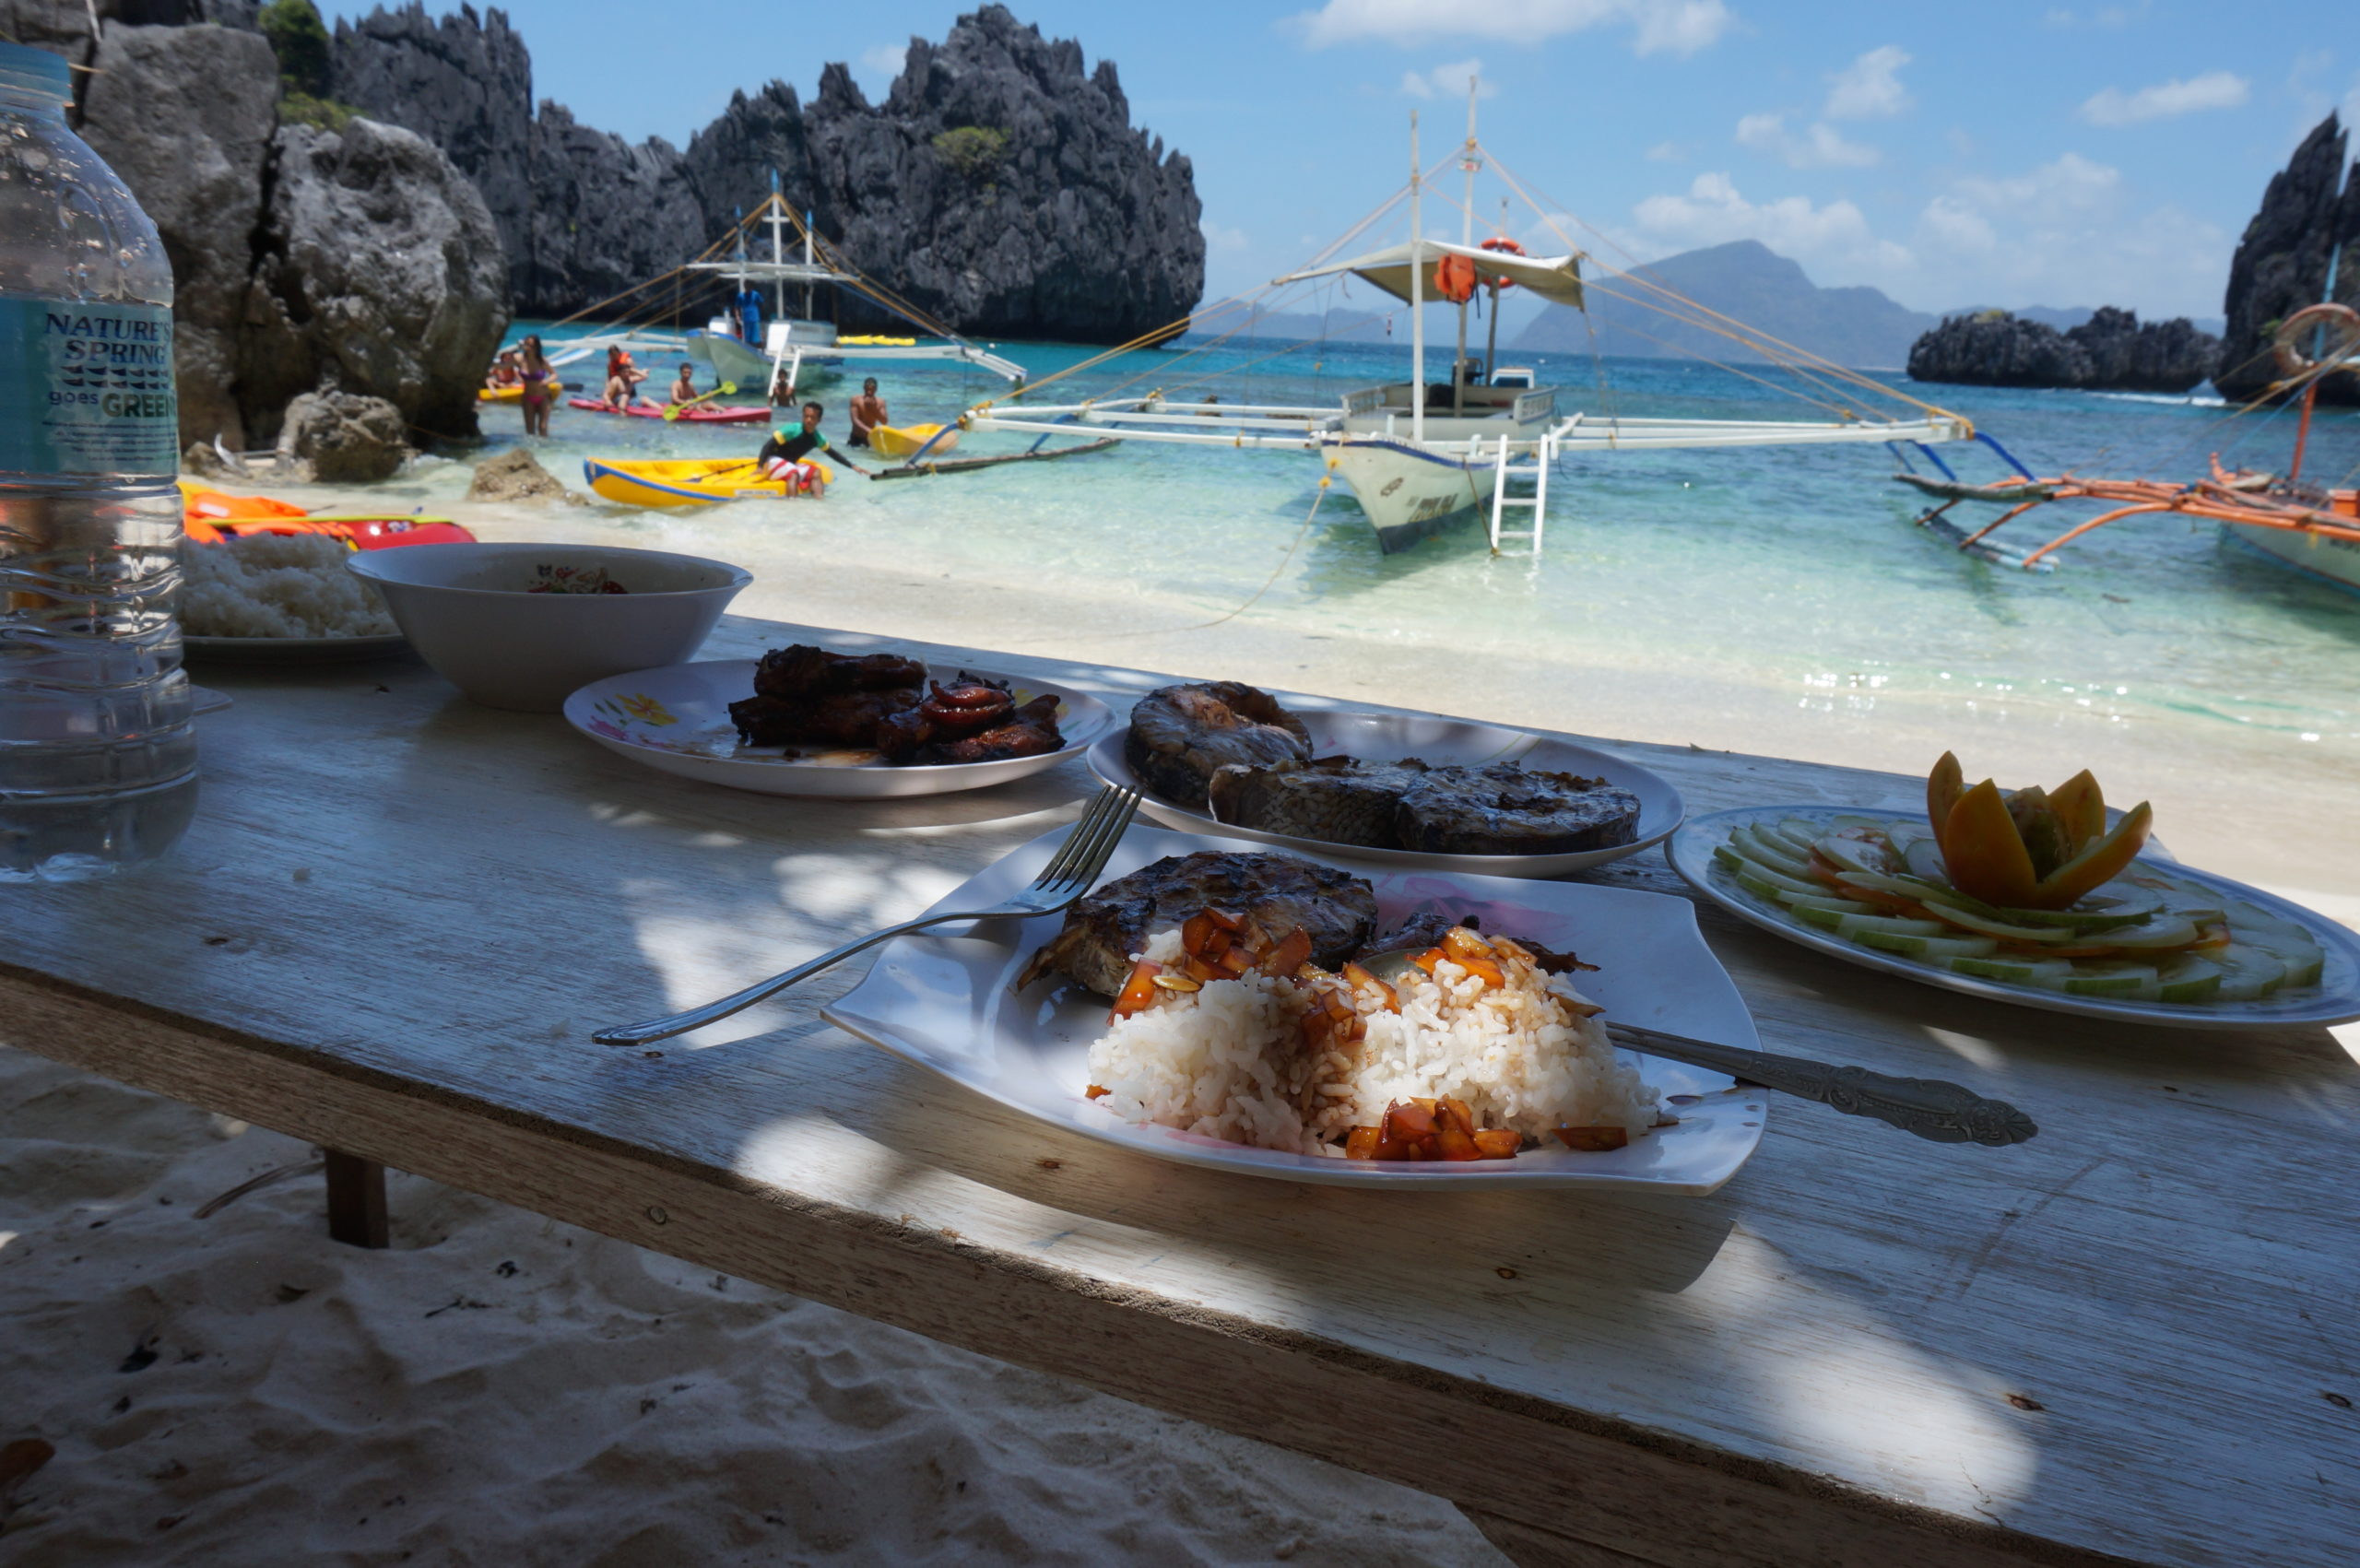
left=822, top=824, right=1767, bottom=1192
left=180, top=534, right=407, bottom=662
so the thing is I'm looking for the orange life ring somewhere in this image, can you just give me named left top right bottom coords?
left=1479, top=236, right=1527, bottom=290
left=1432, top=253, right=1479, bottom=304
left=2273, top=303, right=2360, bottom=380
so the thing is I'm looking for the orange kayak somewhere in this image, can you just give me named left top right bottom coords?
left=179, top=484, right=476, bottom=549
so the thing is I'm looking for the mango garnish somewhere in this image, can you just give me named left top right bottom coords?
left=1926, top=752, right=2153, bottom=911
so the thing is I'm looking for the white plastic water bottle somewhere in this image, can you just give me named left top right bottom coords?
left=0, top=41, right=195, bottom=880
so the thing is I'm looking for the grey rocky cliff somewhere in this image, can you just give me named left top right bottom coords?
left=330, top=3, right=1205, bottom=339
left=75, top=22, right=279, bottom=449
left=1906, top=308, right=2216, bottom=394
left=238, top=118, right=510, bottom=444
left=2216, top=113, right=2358, bottom=406
left=8, top=9, right=506, bottom=446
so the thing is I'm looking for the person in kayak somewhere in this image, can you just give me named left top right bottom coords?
left=848, top=378, right=887, bottom=447
left=604, top=346, right=650, bottom=410
left=668, top=363, right=698, bottom=407
left=759, top=402, right=870, bottom=495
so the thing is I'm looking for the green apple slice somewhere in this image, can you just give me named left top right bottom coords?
left=2071, top=916, right=2201, bottom=952
left=2153, top=956, right=2224, bottom=1003
left=1949, top=953, right=2077, bottom=984
left=1812, top=835, right=1892, bottom=876
left=1835, top=913, right=1949, bottom=941
left=2234, top=928, right=2324, bottom=988
left=2212, top=944, right=2289, bottom=1002
left=1715, top=846, right=1825, bottom=902
left=1918, top=903, right=2082, bottom=944
left=1853, top=928, right=2000, bottom=960
left=1729, top=826, right=1811, bottom=879
left=1779, top=892, right=1880, bottom=920
left=2053, top=964, right=2156, bottom=998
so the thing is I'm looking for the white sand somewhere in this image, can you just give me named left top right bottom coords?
left=0, top=1047, right=1501, bottom=1564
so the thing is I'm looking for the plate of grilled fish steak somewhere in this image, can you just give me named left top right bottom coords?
left=1090, top=680, right=1683, bottom=876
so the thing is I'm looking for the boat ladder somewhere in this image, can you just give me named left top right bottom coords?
left=1488, top=433, right=1553, bottom=556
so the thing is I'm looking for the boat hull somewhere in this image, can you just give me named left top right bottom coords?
left=1327, top=441, right=1490, bottom=553
left=2224, top=522, right=2360, bottom=595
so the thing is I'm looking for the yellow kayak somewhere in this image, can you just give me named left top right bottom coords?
left=868, top=422, right=960, bottom=461
left=478, top=382, right=563, bottom=403
left=583, top=455, right=835, bottom=507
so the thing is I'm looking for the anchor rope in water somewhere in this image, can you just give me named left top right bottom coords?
left=1102, top=466, right=1337, bottom=638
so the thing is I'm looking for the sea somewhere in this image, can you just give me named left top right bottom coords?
left=442, top=324, right=2359, bottom=879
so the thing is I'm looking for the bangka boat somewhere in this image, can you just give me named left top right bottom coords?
left=965, top=85, right=1974, bottom=554
left=1900, top=303, right=2360, bottom=594
left=583, top=455, right=833, bottom=508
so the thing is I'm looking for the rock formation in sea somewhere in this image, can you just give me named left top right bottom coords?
left=327, top=3, right=1205, bottom=340
left=1906, top=309, right=2218, bottom=394
left=6, top=4, right=507, bottom=447
left=2215, top=113, right=2359, bottom=407
left=276, top=389, right=411, bottom=481
left=239, top=118, right=509, bottom=445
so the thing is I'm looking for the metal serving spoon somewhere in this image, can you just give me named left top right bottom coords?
left=1354, top=948, right=2039, bottom=1147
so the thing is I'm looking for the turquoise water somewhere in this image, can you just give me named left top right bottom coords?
left=474, top=325, right=2360, bottom=768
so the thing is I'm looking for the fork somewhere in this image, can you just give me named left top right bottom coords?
left=592, top=785, right=1142, bottom=1046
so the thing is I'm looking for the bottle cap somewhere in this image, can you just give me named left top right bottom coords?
left=0, top=41, right=74, bottom=107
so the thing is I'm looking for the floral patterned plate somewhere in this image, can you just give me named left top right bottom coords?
left=562, top=658, right=1118, bottom=798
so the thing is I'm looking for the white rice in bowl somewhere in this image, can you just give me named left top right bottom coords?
left=181, top=534, right=397, bottom=639
left=1086, top=928, right=1658, bottom=1157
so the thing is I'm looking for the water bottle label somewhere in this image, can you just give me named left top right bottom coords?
left=0, top=297, right=177, bottom=477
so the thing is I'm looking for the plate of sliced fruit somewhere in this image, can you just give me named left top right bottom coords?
left=1669, top=755, right=2360, bottom=1029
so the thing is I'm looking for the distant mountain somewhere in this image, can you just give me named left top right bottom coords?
left=1513, top=241, right=1936, bottom=370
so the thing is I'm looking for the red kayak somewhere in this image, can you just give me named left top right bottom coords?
left=566, top=397, right=769, bottom=425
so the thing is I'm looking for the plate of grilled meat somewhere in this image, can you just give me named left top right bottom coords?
left=563, top=642, right=1117, bottom=797
left=1086, top=679, right=1683, bottom=877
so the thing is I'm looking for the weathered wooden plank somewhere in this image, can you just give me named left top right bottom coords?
left=0, top=969, right=2136, bottom=1568
left=0, top=614, right=2352, bottom=1568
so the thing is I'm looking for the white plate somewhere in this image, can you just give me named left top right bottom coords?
left=1086, top=710, right=1685, bottom=878
left=822, top=823, right=1766, bottom=1192
left=183, top=632, right=409, bottom=664
left=564, top=658, right=1119, bottom=798
left=1670, top=805, right=2360, bottom=1030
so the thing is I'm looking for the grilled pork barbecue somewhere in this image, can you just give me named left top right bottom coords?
left=727, top=645, right=1064, bottom=764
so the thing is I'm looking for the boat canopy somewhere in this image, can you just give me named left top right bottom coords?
left=1271, top=238, right=1585, bottom=310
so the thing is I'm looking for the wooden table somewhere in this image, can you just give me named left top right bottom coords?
left=5, top=616, right=2354, bottom=1568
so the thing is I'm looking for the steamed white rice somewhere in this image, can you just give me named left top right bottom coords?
left=1086, top=930, right=1657, bottom=1155
left=181, top=534, right=397, bottom=639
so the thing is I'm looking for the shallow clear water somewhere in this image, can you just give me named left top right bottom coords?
left=469, top=325, right=2360, bottom=766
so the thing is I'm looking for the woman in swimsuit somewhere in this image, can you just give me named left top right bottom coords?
left=519, top=336, right=554, bottom=437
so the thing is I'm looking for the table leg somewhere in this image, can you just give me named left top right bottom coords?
left=1461, top=1507, right=1659, bottom=1568
left=324, top=1149, right=389, bottom=1249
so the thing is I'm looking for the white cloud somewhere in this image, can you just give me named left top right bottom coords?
left=1646, top=140, right=1687, bottom=162
left=1200, top=220, right=1251, bottom=254
left=1293, top=0, right=1732, bottom=55
left=1953, top=151, right=2120, bottom=214
left=2079, top=71, right=2248, bottom=126
left=1735, top=112, right=1878, bottom=168
left=1823, top=45, right=1911, bottom=120
left=1400, top=58, right=1497, bottom=100
left=860, top=43, right=910, bottom=77
left=1633, top=171, right=1907, bottom=270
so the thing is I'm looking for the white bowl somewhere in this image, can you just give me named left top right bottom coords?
left=348, top=543, right=752, bottom=712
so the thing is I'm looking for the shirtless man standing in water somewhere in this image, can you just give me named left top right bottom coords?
left=848, top=378, right=887, bottom=447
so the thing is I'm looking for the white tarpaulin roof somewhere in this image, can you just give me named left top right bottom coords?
left=1272, top=238, right=1585, bottom=310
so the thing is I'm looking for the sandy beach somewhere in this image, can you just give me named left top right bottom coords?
left=7, top=475, right=2354, bottom=1562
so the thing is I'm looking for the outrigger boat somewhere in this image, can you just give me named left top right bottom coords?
left=1899, top=303, right=2360, bottom=594
left=964, top=85, right=1976, bottom=554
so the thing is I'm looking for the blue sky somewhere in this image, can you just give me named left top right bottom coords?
left=326, top=1, right=2360, bottom=321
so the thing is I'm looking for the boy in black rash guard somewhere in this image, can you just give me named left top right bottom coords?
left=758, top=401, right=836, bottom=496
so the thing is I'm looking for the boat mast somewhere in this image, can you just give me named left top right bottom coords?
left=1484, top=195, right=1505, bottom=381
left=1455, top=78, right=1478, bottom=415
left=1410, top=111, right=1425, bottom=444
